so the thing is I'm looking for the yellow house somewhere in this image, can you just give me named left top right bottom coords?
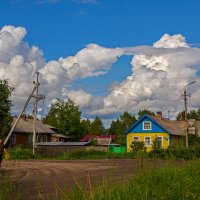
left=125, top=112, right=186, bottom=152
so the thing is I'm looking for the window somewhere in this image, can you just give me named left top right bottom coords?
left=144, top=136, right=151, bottom=147
left=143, top=121, right=152, bottom=130
left=157, top=136, right=163, bottom=146
left=133, top=136, right=140, bottom=142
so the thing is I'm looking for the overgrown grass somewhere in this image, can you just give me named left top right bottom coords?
left=7, top=147, right=45, bottom=159
left=5, top=145, right=200, bottom=160
left=62, top=150, right=136, bottom=160
left=0, top=176, right=25, bottom=200
left=62, top=161, right=200, bottom=200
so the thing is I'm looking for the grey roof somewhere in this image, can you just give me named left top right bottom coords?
left=151, top=116, right=200, bottom=136
left=51, top=133, right=73, bottom=139
left=37, top=142, right=90, bottom=146
left=13, top=118, right=55, bottom=134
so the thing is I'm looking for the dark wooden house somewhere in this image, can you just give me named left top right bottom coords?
left=11, top=116, right=55, bottom=147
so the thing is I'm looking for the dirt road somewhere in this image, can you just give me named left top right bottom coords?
left=0, top=159, right=185, bottom=199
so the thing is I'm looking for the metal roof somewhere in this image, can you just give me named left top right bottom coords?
left=37, top=142, right=90, bottom=146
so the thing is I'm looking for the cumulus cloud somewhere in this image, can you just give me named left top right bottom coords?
left=0, top=25, right=122, bottom=112
left=93, top=34, right=200, bottom=117
left=1, top=25, right=200, bottom=121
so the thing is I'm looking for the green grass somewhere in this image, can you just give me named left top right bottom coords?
left=0, top=177, right=25, bottom=200
left=62, top=161, right=200, bottom=200
left=5, top=145, right=200, bottom=160
left=7, top=147, right=45, bottom=160
left=62, top=150, right=136, bottom=160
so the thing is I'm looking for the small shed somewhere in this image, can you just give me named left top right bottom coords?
left=37, top=142, right=90, bottom=156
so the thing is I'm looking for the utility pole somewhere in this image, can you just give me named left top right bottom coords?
left=4, top=85, right=38, bottom=146
left=183, top=90, right=189, bottom=147
left=32, top=72, right=40, bottom=155
left=183, top=81, right=196, bottom=148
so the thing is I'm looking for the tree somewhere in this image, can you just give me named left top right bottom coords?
left=90, top=116, right=105, bottom=135
left=0, top=80, right=14, bottom=138
left=43, top=99, right=82, bottom=140
left=108, top=112, right=136, bottom=135
left=138, top=109, right=155, bottom=119
left=108, top=119, right=123, bottom=135
left=80, top=119, right=91, bottom=135
left=120, top=111, right=137, bottom=131
left=176, top=109, right=200, bottom=121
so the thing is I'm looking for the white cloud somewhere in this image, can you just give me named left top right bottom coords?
left=93, top=34, right=200, bottom=117
left=1, top=25, right=200, bottom=122
left=0, top=25, right=122, bottom=113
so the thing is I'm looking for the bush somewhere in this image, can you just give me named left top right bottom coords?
left=148, top=145, right=200, bottom=160
left=131, top=141, right=146, bottom=152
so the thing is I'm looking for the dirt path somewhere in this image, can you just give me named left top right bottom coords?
left=0, top=159, right=186, bottom=199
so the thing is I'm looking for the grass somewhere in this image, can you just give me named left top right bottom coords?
left=5, top=145, right=200, bottom=160
left=0, top=173, right=25, bottom=200
left=61, top=161, right=200, bottom=200
left=62, top=150, right=136, bottom=160
left=7, top=147, right=45, bottom=160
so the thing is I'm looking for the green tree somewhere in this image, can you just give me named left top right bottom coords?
left=120, top=111, right=137, bottom=131
left=108, top=112, right=136, bottom=135
left=0, top=80, right=14, bottom=138
left=43, top=99, right=82, bottom=140
left=176, top=109, right=200, bottom=121
left=80, top=119, right=91, bottom=135
left=90, top=116, right=105, bottom=135
left=138, top=109, right=155, bottom=119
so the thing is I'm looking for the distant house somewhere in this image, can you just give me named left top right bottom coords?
left=11, top=116, right=55, bottom=147
left=125, top=112, right=200, bottom=152
left=51, top=134, right=73, bottom=142
left=80, top=135, right=116, bottom=146
left=45, top=125, right=73, bottom=142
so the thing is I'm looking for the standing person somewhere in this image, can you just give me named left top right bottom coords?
left=0, top=139, right=4, bottom=167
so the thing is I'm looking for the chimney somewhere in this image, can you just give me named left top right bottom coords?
left=157, top=111, right=162, bottom=120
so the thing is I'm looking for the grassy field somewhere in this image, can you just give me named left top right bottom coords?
left=62, top=161, right=200, bottom=200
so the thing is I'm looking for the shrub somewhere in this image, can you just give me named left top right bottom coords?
left=131, top=141, right=146, bottom=152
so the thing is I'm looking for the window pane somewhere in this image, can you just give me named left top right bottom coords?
left=133, top=137, right=139, bottom=142
left=145, top=137, right=151, bottom=146
left=143, top=122, right=151, bottom=130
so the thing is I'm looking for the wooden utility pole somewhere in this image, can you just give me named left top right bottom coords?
left=4, top=84, right=38, bottom=146
left=183, top=81, right=196, bottom=148
left=32, top=72, right=40, bottom=155
left=183, top=90, right=188, bottom=147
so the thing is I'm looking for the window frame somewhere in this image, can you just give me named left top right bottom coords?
left=157, top=136, right=163, bottom=147
left=143, top=121, right=152, bottom=130
left=144, top=136, right=151, bottom=147
left=133, top=136, right=140, bottom=142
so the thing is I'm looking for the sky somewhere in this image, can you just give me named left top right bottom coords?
left=0, top=0, right=200, bottom=127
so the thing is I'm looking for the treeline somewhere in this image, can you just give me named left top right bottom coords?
left=1, top=79, right=200, bottom=141
left=42, top=98, right=156, bottom=140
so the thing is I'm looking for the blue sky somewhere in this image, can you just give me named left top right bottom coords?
left=1, top=0, right=200, bottom=59
left=0, top=0, right=200, bottom=125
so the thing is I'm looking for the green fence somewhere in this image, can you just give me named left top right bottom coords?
left=109, top=145, right=126, bottom=153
